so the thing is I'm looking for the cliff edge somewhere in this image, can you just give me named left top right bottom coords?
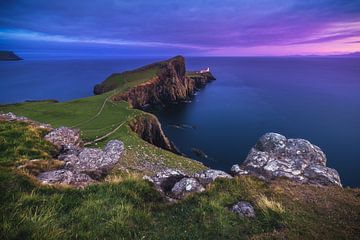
left=94, top=56, right=215, bottom=108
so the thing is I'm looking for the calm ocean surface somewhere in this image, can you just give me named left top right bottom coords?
left=1, top=57, right=359, bottom=187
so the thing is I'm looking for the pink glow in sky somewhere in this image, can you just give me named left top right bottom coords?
left=0, top=0, right=359, bottom=56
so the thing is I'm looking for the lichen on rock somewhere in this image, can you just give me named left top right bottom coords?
left=231, top=133, right=342, bottom=187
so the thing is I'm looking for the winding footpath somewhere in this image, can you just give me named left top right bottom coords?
left=71, top=90, right=116, bottom=128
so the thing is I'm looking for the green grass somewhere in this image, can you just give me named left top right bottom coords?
left=1, top=164, right=359, bottom=239
left=1, top=57, right=360, bottom=239
left=94, top=64, right=160, bottom=94
left=0, top=122, right=359, bottom=239
left=0, top=121, right=55, bottom=166
left=0, top=91, right=205, bottom=175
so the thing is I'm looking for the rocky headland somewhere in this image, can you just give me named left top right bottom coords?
left=94, top=56, right=215, bottom=109
left=1, top=56, right=359, bottom=239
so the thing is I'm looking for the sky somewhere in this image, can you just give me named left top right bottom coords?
left=0, top=0, right=360, bottom=57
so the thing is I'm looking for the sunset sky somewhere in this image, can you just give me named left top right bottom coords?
left=1, top=0, right=359, bottom=57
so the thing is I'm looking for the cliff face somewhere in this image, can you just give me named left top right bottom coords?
left=129, top=113, right=177, bottom=153
left=94, top=55, right=215, bottom=153
left=100, top=56, right=215, bottom=109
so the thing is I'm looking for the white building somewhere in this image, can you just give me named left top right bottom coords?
left=200, top=67, right=210, bottom=73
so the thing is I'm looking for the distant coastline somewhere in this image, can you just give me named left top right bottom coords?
left=0, top=51, right=23, bottom=61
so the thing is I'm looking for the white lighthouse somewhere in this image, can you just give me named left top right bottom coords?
left=200, top=67, right=210, bottom=73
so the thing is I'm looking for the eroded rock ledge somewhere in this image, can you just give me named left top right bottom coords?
left=129, top=113, right=177, bottom=153
left=144, top=169, right=232, bottom=200
left=95, top=56, right=216, bottom=109
left=231, top=133, right=342, bottom=187
left=37, top=127, right=124, bottom=187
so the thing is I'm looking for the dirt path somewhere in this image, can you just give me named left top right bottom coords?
left=71, top=91, right=115, bottom=128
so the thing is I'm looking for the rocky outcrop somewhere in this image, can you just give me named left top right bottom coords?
left=129, top=114, right=178, bottom=153
left=37, top=170, right=95, bottom=188
left=171, top=177, right=205, bottom=199
left=193, top=169, right=232, bottom=185
left=44, top=127, right=83, bottom=152
left=0, top=112, right=52, bottom=130
left=230, top=201, right=256, bottom=218
left=63, top=140, right=124, bottom=179
left=145, top=168, right=230, bottom=200
left=231, top=133, right=342, bottom=187
left=95, top=56, right=215, bottom=109
left=144, top=169, right=186, bottom=193
left=36, top=127, right=124, bottom=187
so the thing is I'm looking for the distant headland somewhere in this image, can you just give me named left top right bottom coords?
left=0, top=51, right=23, bottom=61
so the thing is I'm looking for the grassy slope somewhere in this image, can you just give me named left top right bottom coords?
left=0, top=91, right=204, bottom=174
left=1, top=59, right=360, bottom=239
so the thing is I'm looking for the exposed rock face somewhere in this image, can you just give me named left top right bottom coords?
left=145, top=169, right=186, bottom=193
left=64, top=140, right=124, bottom=179
left=37, top=170, right=95, bottom=188
left=45, top=127, right=83, bottom=151
left=38, top=139, right=124, bottom=187
left=171, top=177, right=205, bottom=199
left=231, top=201, right=256, bottom=218
left=0, top=112, right=52, bottom=130
left=95, top=56, right=215, bottom=109
left=129, top=114, right=177, bottom=153
left=232, top=133, right=342, bottom=187
left=193, top=169, right=232, bottom=185
left=145, top=168, right=232, bottom=200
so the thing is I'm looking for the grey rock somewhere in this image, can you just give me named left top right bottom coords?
left=303, top=165, right=341, bottom=186
left=231, top=201, right=256, bottom=218
left=64, top=140, right=124, bottom=179
left=0, top=112, right=52, bottom=129
left=230, top=164, right=249, bottom=176
left=37, top=170, right=94, bottom=188
left=147, top=169, right=187, bottom=193
left=171, top=177, right=205, bottom=199
left=193, top=169, right=232, bottom=185
left=45, top=127, right=83, bottom=151
left=236, top=133, right=341, bottom=187
left=38, top=140, right=124, bottom=186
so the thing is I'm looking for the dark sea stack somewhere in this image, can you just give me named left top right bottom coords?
left=231, top=133, right=342, bottom=187
left=93, top=55, right=215, bottom=108
left=0, top=51, right=23, bottom=61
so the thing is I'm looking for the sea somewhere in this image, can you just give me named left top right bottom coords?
left=1, top=56, right=359, bottom=187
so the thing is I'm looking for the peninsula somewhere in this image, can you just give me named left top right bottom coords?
left=0, top=56, right=359, bottom=239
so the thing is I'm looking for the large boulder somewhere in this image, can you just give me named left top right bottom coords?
left=230, top=201, right=256, bottom=218
left=171, top=177, right=205, bottom=199
left=38, top=140, right=124, bottom=187
left=193, top=169, right=232, bottom=185
left=45, top=127, right=83, bottom=151
left=64, top=140, right=124, bottom=179
left=232, top=133, right=341, bottom=187
left=37, top=170, right=94, bottom=188
left=145, top=169, right=186, bottom=193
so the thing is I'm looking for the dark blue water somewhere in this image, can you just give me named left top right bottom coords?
left=0, top=58, right=164, bottom=103
left=1, top=57, right=359, bottom=187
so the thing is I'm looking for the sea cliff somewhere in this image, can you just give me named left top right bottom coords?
left=94, top=56, right=215, bottom=108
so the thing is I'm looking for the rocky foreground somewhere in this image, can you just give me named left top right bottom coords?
left=231, top=133, right=341, bottom=187
left=1, top=112, right=342, bottom=202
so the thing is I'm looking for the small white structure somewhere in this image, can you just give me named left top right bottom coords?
left=200, top=67, right=210, bottom=73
